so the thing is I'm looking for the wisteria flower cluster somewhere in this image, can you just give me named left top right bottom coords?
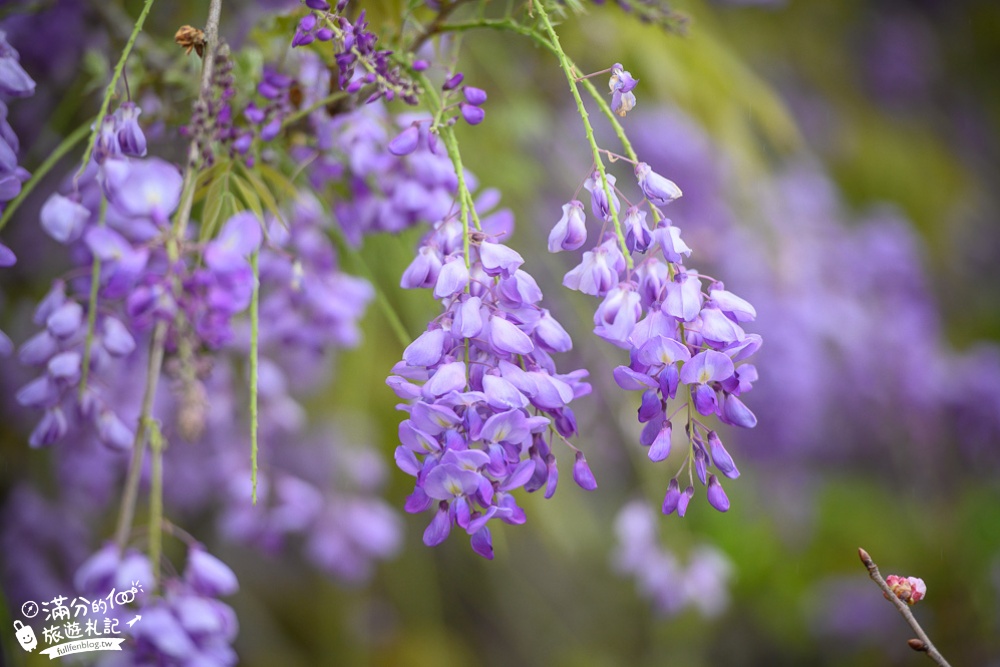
left=388, top=190, right=596, bottom=558
left=550, top=67, right=760, bottom=516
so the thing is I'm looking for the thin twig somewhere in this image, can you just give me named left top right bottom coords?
left=858, top=548, right=952, bottom=667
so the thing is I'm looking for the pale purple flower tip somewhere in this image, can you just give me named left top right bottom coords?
left=46, top=301, right=83, bottom=338
left=460, top=103, right=485, bottom=125
left=635, top=162, right=682, bottom=206
left=463, top=87, right=487, bottom=105
left=470, top=527, right=494, bottom=560
left=572, top=451, right=598, bottom=490
left=388, top=125, right=420, bottom=156
left=316, top=28, right=334, bottom=41
left=412, top=60, right=430, bottom=71
left=16, top=376, right=56, bottom=408
left=442, top=72, right=464, bottom=91
left=706, top=475, right=730, bottom=512
left=548, top=200, right=587, bottom=252
left=306, top=0, right=331, bottom=9
left=40, top=193, right=89, bottom=243
left=47, top=350, right=81, bottom=380
left=185, top=545, right=239, bottom=596
left=101, top=317, right=136, bottom=357
left=29, top=407, right=67, bottom=447
left=708, top=431, right=740, bottom=479
left=479, top=242, right=524, bottom=278
left=0, top=239, right=14, bottom=266
left=423, top=504, right=451, bottom=546
left=661, top=478, right=681, bottom=515
left=97, top=410, right=134, bottom=450
left=677, top=485, right=694, bottom=517
left=648, top=420, right=672, bottom=462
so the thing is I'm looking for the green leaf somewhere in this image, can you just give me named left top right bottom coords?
left=231, top=173, right=266, bottom=224
left=199, top=172, right=230, bottom=244
left=237, top=162, right=286, bottom=228
left=257, top=163, right=298, bottom=199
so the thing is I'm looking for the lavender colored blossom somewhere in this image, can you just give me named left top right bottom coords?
left=389, top=188, right=593, bottom=556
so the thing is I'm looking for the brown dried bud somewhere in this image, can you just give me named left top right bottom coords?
left=907, top=638, right=928, bottom=652
left=175, top=25, right=206, bottom=58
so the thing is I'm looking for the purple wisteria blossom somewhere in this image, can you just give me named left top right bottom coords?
left=552, top=154, right=760, bottom=515
left=389, top=189, right=593, bottom=557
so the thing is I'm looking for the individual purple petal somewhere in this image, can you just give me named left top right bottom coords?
left=572, top=451, right=598, bottom=490
left=16, top=375, right=57, bottom=407
left=0, top=239, right=14, bottom=266
left=691, top=383, right=719, bottom=416
left=489, top=316, right=533, bottom=355
left=648, top=420, right=672, bottom=462
left=637, top=335, right=692, bottom=367
left=708, top=431, right=740, bottom=479
left=613, top=365, right=657, bottom=391
left=706, top=475, right=730, bottom=512
left=306, top=0, right=331, bottom=10
left=583, top=172, right=620, bottom=222
left=663, top=272, right=702, bottom=322
left=482, top=375, right=528, bottom=410
left=97, top=410, right=133, bottom=450
left=395, top=446, right=421, bottom=476
left=460, top=103, right=485, bottom=125
left=29, top=407, right=67, bottom=447
left=452, top=295, right=483, bottom=338
left=0, top=329, right=10, bottom=357
left=18, top=330, right=57, bottom=366
left=47, top=350, right=81, bottom=380
left=422, top=361, right=467, bottom=397
left=403, top=328, right=446, bottom=367
left=463, top=87, right=487, bottom=105
left=635, top=162, right=682, bottom=206
left=700, top=307, right=745, bottom=346
left=115, top=102, right=147, bottom=157
left=721, top=394, right=757, bottom=428
left=424, top=464, right=481, bottom=500
left=101, top=317, right=136, bottom=356
left=442, top=72, right=464, bottom=90
left=479, top=242, right=523, bottom=278
left=423, top=503, right=451, bottom=546
left=40, top=193, right=89, bottom=243
left=400, top=246, right=442, bottom=289
left=388, top=126, right=420, bottom=156
left=661, top=479, right=681, bottom=515
left=46, top=301, right=83, bottom=338
left=480, top=409, right=528, bottom=444
left=470, top=527, right=493, bottom=559
left=611, top=89, right=636, bottom=117
left=677, top=485, right=694, bottom=517
left=651, top=223, right=692, bottom=263
left=548, top=200, right=587, bottom=253
left=680, top=350, right=735, bottom=385
left=638, top=389, right=662, bottom=423
left=433, top=256, right=469, bottom=298
left=622, top=206, right=652, bottom=252
left=534, top=310, right=573, bottom=353
left=185, top=545, right=239, bottom=596
left=710, top=288, right=756, bottom=322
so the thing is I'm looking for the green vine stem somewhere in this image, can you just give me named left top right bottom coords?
left=0, top=121, right=89, bottom=234
left=114, top=322, right=166, bottom=551
left=249, top=250, right=260, bottom=504
left=74, top=0, right=157, bottom=182
left=148, top=421, right=165, bottom=588
left=534, top=2, right=633, bottom=269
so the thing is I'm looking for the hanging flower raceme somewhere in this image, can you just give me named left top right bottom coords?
left=388, top=208, right=594, bottom=559
left=552, top=156, right=761, bottom=516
